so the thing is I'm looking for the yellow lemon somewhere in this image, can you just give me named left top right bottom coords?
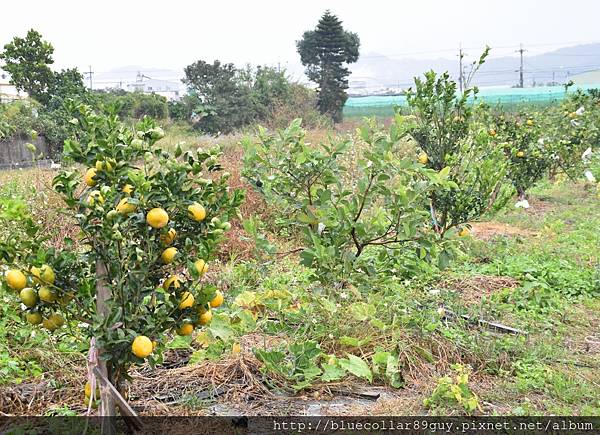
left=122, top=184, right=134, bottom=195
left=198, top=309, right=213, bottom=326
left=458, top=228, right=470, bottom=237
left=146, top=208, right=169, bottom=229
left=209, top=290, right=224, bottom=308
left=176, top=323, right=194, bottom=336
left=131, top=335, right=153, bottom=358
left=116, top=198, right=136, bottom=215
left=418, top=152, right=428, bottom=164
left=26, top=311, right=43, bottom=325
left=526, top=119, right=534, bottom=126
left=232, top=343, right=241, bottom=354
left=188, top=203, right=206, bottom=222
left=39, top=286, right=58, bottom=303
left=163, top=275, right=182, bottom=290
left=6, top=269, right=27, bottom=290
left=31, top=264, right=55, bottom=285
left=87, top=190, right=105, bottom=206
left=161, top=247, right=178, bottom=264
left=516, top=151, right=525, bottom=158
left=84, top=381, right=100, bottom=399
left=84, top=168, right=97, bottom=187
left=178, top=291, right=195, bottom=309
left=20, top=288, right=38, bottom=308
left=95, top=161, right=105, bottom=171
left=160, top=228, right=177, bottom=245
left=193, top=259, right=208, bottom=276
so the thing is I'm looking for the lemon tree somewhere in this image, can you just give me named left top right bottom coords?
left=494, top=112, right=550, bottom=199
left=405, top=63, right=511, bottom=238
left=243, top=118, right=455, bottom=284
left=1, top=103, right=243, bottom=418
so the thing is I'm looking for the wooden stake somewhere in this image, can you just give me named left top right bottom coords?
left=96, top=260, right=117, bottom=435
left=93, top=366, right=143, bottom=431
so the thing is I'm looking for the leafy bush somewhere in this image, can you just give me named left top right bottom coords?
left=405, top=65, right=511, bottom=237
left=181, top=61, right=320, bottom=134
left=494, top=113, right=550, bottom=198
left=243, top=117, right=455, bottom=284
left=423, top=364, right=482, bottom=414
left=92, top=89, right=168, bottom=120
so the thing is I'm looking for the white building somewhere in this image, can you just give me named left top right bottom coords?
left=0, top=71, right=25, bottom=102
left=127, top=72, right=183, bottom=101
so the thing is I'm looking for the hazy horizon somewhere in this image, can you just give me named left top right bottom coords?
left=1, top=1, right=599, bottom=72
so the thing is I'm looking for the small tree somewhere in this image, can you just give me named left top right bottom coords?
left=243, top=118, right=454, bottom=284
left=296, top=10, right=360, bottom=123
left=182, top=59, right=255, bottom=133
left=0, top=29, right=55, bottom=105
left=405, top=51, right=511, bottom=238
left=495, top=113, right=549, bottom=199
left=2, top=103, right=243, bottom=428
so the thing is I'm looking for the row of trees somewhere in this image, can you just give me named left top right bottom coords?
left=243, top=62, right=599, bottom=285
left=1, top=11, right=360, bottom=147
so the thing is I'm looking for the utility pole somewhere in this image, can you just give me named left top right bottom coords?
left=458, top=44, right=465, bottom=93
left=84, top=65, right=94, bottom=90
left=516, top=44, right=526, bottom=88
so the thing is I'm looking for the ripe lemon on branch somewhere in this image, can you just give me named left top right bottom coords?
left=161, top=247, right=178, bottom=264
left=210, top=290, right=224, bottom=308
left=116, top=198, right=136, bottom=215
left=84, top=168, right=97, bottom=186
left=176, top=323, right=194, bottom=336
left=147, top=208, right=169, bottom=229
left=193, top=259, right=208, bottom=276
left=131, top=336, right=153, bottom=358
left=178, top=291, right=195, bottom=309
left=6, top=269, right=27, bottom=290
left=160, top=228, right=177, bottom=245
left=188, top=202, right=206, bottom=221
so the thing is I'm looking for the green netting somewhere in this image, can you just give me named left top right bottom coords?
left=343, top=84, right=600, bottom=118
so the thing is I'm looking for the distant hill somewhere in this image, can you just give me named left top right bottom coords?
left=571, top=69, right=600, bottom=85
left=350, top=43, right=600, bottom=93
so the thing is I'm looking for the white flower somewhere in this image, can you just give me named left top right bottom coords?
left=340, top=292, right=348, bottom=300
left=582, top=147, right=593, bottom=162
left=584, top=170, right=596, bottom=182
left=429, top=289, right=441, bottom=296
left=328, top=334, right=334, bottom=339
left=575, top=106, right=585, bottom=116
left=317, top=222, right=325, bottom=235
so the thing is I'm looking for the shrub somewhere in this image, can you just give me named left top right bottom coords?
left=405, top=66, right=511, bottom=237
left=242, top=117, right=455, bottom=284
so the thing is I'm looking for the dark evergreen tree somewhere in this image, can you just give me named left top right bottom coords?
left=296, top=11, right=360, bottom=122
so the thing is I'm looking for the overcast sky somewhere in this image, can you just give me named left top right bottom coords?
left=1, top=0, right=600, bottom=76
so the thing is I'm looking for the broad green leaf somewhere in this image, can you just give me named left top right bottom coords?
left=339, top=354, right=373, bottom=383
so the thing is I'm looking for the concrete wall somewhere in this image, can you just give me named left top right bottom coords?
left=0, top=135, right=49, bottom=168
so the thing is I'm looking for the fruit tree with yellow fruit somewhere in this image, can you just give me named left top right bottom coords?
left=1, top=103, right=243, bottom=421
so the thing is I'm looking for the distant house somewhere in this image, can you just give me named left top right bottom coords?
left=0, top=71, right=25, bottom=103
left=127, top=72, right=183, bottom=101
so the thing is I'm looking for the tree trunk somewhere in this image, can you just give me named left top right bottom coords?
left=96, top=260, right=117, bottom=435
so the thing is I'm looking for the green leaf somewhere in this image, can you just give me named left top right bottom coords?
left=321, top=363, right=347, bottom=382
left=349, top=302, right=375, bottom=322
left=339, top=354, right=373, bottom=383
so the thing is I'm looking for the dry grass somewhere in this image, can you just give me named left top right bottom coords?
left=469, top=222, right=536, bottom=240
left=437, top=275, right=520, bottom=305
